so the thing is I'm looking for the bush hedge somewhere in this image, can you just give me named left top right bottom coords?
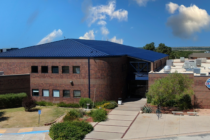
left=49, top=121, right=93, bottom=140
left=0, top=93, right=27, bottom=108
left=91, top=109, right=107, bottom=122
left=57, top=102, right=80, bottom=108
left=79, top=98, right=93, bottom=109
left=22, top=98, right=36, bottom=111
left=63, top=109, right=84, bottom=122
left=95, top=101, right=118, bottom=109
left=36, top=101, right=54, bottom=106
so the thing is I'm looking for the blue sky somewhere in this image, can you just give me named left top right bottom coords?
left=1, top=0, right=210, bottom=49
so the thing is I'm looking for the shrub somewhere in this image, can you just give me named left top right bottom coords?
left=146, top=93, right=152, bottom=103
left=177, top=94, right=192, bottom=110
left=57, top=102, right=80, bottom=108
left=0, top=93, right=27, bottom=108
left=91, top=109, right=107, bottom=122
left=79, top=98, right=93, bottom=109
left=141, top=105, right=153, bottom=113
left=22, top=98, right=36, bottom=111
left=94, top=100, right=109, bottom=108
left=105, top=101, right=118, bottom=109
left=63, top=109, right=83, bottom=122
left=49, top=121, right=93, bottom=140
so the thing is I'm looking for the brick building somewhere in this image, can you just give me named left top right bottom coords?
left=0, top=39, right=168, bottom=103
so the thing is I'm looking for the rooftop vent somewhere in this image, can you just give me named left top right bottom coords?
left=180, top=57, right=185, bottom=62
left=164, top=65, right=171, bottom=73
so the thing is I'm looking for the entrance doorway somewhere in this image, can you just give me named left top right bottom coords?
left=128, top=80, right=148, bottom=98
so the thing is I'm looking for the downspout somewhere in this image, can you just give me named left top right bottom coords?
left=88, top=58, right=90, bottom=98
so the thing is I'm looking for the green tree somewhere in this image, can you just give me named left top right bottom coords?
left=147, top=72, right=194, bottom=107
left=156, top=43, right=172, bottom=55
left=143, top=42, right=156, bottom=51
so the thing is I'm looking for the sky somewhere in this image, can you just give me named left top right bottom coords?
left=1, top=0, right=210, bottom=49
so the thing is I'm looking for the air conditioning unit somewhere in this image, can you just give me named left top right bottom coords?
left=193, top=68, right=200, bottom=74
left=196, top=59, right=201, bottom=67
left=200, top=73, right=206, bottom=76
left=180, top=57, right=185, bottom=62
left=166, top=60, right=173, bottom=67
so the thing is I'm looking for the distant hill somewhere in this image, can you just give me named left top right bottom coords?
left=172, top=47, right=210, bottom=51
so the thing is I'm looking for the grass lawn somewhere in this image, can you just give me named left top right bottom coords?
left=0, top=106, right=70, bottom=128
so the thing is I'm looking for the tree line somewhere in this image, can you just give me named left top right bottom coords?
left=141, top=42, right=204, bottom=59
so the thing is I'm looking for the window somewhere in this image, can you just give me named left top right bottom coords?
left=43, top=89, right=49, bottom=97
left=41, top=66, right=48, bottom=73
left=73, top=66, right=80, bottom=74
left=32, top=89, right=39, bottom=96
left=31, top=66, right=38, bottom=73
left=73, top=90, right=81, bottom=98
left=63, top=90, right=70, bottom=97
left=52, top=66, right=59, bottom=73
left=62, top=66, right=69, bottom=73
left=53, top=90, right=60, bottom=97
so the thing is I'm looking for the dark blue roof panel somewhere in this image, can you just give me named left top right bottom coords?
left=0, top=39, right=168, bottom=62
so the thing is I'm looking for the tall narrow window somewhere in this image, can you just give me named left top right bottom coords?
left=52, top=66, right=59, bottom=73
left=63, top=90, right=70, bottom=97
left=73, top=90, right=81, bottom=98
left=41, top=66, right=48, bottom=73
left=43, top=89, right=49, bottom=97
left=62, top=66, right=69, bottom=73
left=31, top=66, right=38, bottom=73
left=73, top=66, right=80, bottom=74
left=32, top=89, right=39, bottom=96
left=53, top=90, right=60, bottom=97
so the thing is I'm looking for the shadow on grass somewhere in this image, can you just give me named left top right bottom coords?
left=28, top=108, right=41, bottom=112
left=0, top=111, right=9, bottom=122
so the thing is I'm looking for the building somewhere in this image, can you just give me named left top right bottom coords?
left=0, top=39, right=168, bottom=103
left=149, top=58, right=210, bottom=108
left=189, top=53, right=210, bottom=59
left=0, top=48, right=18, bottom=53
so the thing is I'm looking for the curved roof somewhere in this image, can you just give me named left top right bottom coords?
left=0, top=39, right=168, bottom=62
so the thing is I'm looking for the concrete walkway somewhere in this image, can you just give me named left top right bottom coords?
left=84, top=98, right=146, bottom=140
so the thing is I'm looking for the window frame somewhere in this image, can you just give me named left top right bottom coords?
left=51, top=66, right=59, bottom=74
left=31, top=66, right=38, bottom=73
left=73, top=90, right=81, bottom=98
left=62, top=66, right=69, bottom=74
left=41, top=66, right=48, bottom=73
left=53, top=90, right=60, bottom=98
left=73, top=66, right=80, bottom=74
left=32, top=89, right=39, bottom=97
left=63, top=90, right=70, bottom=98
left=42, top=89, right=49, bottom=97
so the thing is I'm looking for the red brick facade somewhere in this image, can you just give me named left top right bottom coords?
left=0, top=57, right=127, bottom=103
left=149, top=73, right=210, bottom=108
left=0, top=74, right=30, bottom=95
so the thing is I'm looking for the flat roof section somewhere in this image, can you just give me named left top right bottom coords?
left=151, top=59, right=210, bottom=76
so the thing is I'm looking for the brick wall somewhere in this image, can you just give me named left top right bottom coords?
left=0, top=57, right=127, bottom=103
left=152, top=56, right=168, bottom=71
left=0, top=74, right=30, bottom=95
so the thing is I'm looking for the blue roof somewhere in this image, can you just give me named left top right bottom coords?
left=0, top=39, right=168, bottom=62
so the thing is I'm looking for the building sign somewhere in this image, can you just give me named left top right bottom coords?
left=205, top=78, right=210, bottom=89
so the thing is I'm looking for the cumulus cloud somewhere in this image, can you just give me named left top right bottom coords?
left=166, top=3, right=210, bottom=39
left=38, top=29, right=63, bottom=45
left=97, top=20, right=107, bottom=26
left=110, top=36, right=123, bottom=44
left=134, top=0, right=155, bottom=6
left=166, top=2, right=179, bottom=14
left=79, top=30, right=95, bottom=40
left=83, top=0, right=128, bottom=26
left=101, top=26, right=109, bottom=35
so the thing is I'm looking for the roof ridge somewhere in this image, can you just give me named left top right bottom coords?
left=71, top=39, right=109, bottom=55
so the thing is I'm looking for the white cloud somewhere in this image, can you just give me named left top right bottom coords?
left=85, top=0, right=128, bottom=26
left=110, top=36, right=123, bottom=44
left=101, top=26, right=109, bottom=35
left=79, top=30, right=95, bottom=40
left=38, top=29, right=63, bottom=45
left=134, top=0, right=155, bottom=6
left=166, top=2, right=179, bottom=14
left=97, top=20, right=107, bottom=26
left=167, top=4, right=210, bottom=39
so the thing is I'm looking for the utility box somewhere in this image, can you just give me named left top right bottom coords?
left=196, top=59, right=201, bottom=67
left=180, top=57, right=185, bottom=62
left=193, top=68, right=200, bottom=74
